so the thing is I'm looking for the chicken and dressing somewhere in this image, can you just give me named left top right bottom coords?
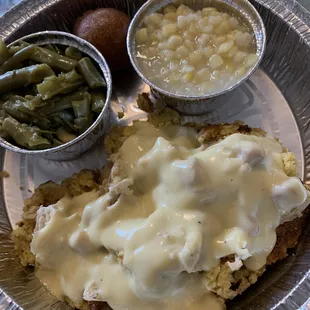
left=27, top=120, right=310, bottom=310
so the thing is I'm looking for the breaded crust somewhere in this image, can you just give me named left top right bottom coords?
left=12, top=170, right=101, bottom=267
left=11, top=104, right=309, bottom=310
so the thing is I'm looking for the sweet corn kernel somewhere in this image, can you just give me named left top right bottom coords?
left=209, top=54, right=224, bottom=69
left=227, top=45, right=239, bottom=58
left=136, top=3, right=257, bottom=96
left=177, top=46, right=190, bottom=57
left=197, top=34, right=210, bottom=46
left=244, top=53, right=258, bottom=68
left=163, top=24, right=178, bottom=38
left=197, top=68, right=211, bottom=81
left=235, top=66, right=246, bottom=77
left=228, top=17, right=239, bottom=28
left=168, top=35, right=183, bottom=48
left=189, top=51, right=204, bottom=66
left=202, top=8, right=216, bottom=15
left=165, top=12, right=177, bottom=21
left=183, top=72, right=194, bottom=83
left=148, top=13, right=163, bottom=26
left=209, top=15, right=223, bottom=25
left=216, top=20, right=231, bottom=35
left=218, top=40, right=234, bottom=54
left=233, top=51, right=247, bottom=63
left=235, top=32, right=253, bottom=48
left=136, top=28, right=148, bottom=45
left=164, top=5, right=177, bottom=14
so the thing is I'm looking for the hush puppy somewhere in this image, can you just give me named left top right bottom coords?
left=74, top=8, right=131, bottom=71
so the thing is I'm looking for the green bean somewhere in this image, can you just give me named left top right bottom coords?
left=65, top=47, right=82, bottom=60
left=34, top=119, right=52, bottom=130
left=74, top=117, right=93, bottom=133
left=2, top=45, right=39, bottom=72
left=3, top=96, right=51, bottom=129
left=0, top=131, right=10, bottom=140
left=17, top=41, right=30, bottom=48
left=0, top=96, right=6, bottom=109
left=56, top=127, right=77, bottom=143
left=53, top=44, right=63, bottom=55
left=15, top=94, right=47, bottom=111
left=52, top=138, right=63, bottom=146
left=49, top=114, right=62, bottom=127
left=30, top=46, right=78, bottom=72
left=17, top=107, right=51, bottom=130
left=91, top=91, right=106, bottom=113
left=2, top=116, right=51, bottom=148
left=59, top=110, right=76, bottom=132
left=36, top=89, right=86, bottom=115
left=42, top=44, right=56, bottom=53
left=0, top=39, right=10, bottom=65
left=0, top=129, right=10, bottom=140
left=37, top=69, right=84, bottom=100
left=0, top=115, right=10, bottom=140
left=0, top=64, right=55, bottom=93
left=0, top=130, right=10, bottom=140
left=25, top=95, right=35, bottom=100
left=3, top=99, right=33, bottom=123
left=12, top=96, right=37, bottom=115
left=72, top=92, right=92, bottom=133
left=26, top=95, right=44, bottom=110
left=72, top=92, right=91, bottom=118
left=77, top=57, right=106, bottom=89
left=39, top=131, right=55, bottom=143
left=8, top=46, right=23, bottom=55
left=38, top=98, right=72, bottom=115
left=8, top=41, right=30, bottom=56
left=36, top=128, right=56, bottom=134
left=43, top=44, right=62, bottom=54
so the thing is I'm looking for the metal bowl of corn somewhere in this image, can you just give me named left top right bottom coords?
left=127, top=0, right=266, bottom=115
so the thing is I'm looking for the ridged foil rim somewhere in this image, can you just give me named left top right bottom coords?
left=1, top=0, right=310, bottom=309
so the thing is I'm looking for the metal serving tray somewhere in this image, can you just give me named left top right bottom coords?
left=1, top=0, right=310, bottom=309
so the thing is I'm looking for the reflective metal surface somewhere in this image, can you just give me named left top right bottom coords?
left=0, top=31, right=112, bottom=161
left=127, top=0, right=266, bottom=114
left=1, top=0, right=310, bottom=309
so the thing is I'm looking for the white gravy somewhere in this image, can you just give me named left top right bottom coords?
left=31, top=122, right=310, bottom=310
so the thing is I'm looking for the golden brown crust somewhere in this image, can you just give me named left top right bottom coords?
left=61, top=169, right=101, bottom=197
left=267, top=208, right=310, bottom=265
left=11, top=170, right=101, bottom=267
left=88, top=301, right=111, bottom=310
left=204, top=263, right=265, bottom=300
left=197, top=122, right=265, bottom=145
left=104, top=126, right=136, bottom=155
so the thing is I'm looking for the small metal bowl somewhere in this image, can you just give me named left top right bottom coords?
left=127, top=0, right=266, bottom=115
left=0, top=31, right=112, bottom=161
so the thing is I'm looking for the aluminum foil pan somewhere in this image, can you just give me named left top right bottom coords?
left=1, top=0, right=310, bottom=309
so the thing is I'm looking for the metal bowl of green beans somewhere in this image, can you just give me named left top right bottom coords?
left=0, top=31, right=112, bottom=161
